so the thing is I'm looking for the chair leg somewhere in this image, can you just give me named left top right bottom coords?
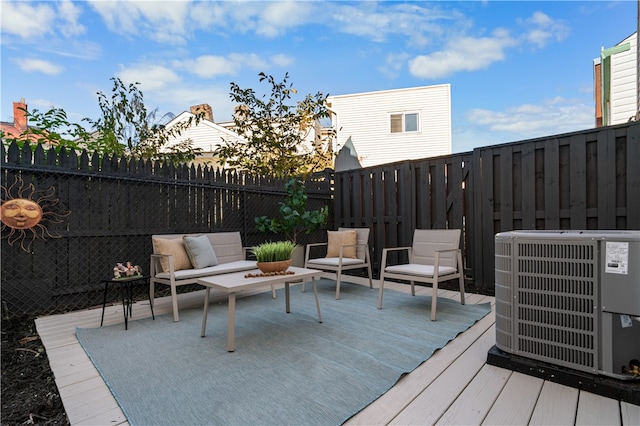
left=149, top=280, right=155, bottom=310
left=430, top=283, right=438, bottom=321
left=367, top=265, right=373, bottom=289
left=170, top=284, right=179, bottom=322
left=410, top=281, right=416, bottom=296
left=377, top=271, right=385, bottom=309
left=335, top=272, right=342, bottom=299
left=457, top=253, right=466, bottom=305
left=301, top=279, right=307, bottom=293
left=271, top=285, right=276, bottom=299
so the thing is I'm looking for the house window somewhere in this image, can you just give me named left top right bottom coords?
left=390, top=112, right=419, bottom=133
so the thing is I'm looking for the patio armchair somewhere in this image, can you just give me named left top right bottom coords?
left=303, top=227, right=374, bottom=299
left=377, top=229, right=465, bottom=321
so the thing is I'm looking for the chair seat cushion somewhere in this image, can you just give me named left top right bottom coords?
left=155, top=260, right=257, bottom=280
left=307, top=257, right=365, bottom=267
left=384, top=263, right=456, bottom=278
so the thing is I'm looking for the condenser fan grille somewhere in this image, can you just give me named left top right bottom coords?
left=506, top=239, right=599, bottom=372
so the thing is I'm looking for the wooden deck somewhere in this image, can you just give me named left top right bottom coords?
left=35, top=277, right=640, bottom=426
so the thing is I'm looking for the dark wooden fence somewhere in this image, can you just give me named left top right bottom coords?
left=3, top=121, right=639, bottom=315
left=334, top=121, right=640, bottom=288
left=1, top=142, right=333, bottom=315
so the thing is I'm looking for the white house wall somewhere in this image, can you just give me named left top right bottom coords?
left=328, top=84, right=451, bottom=168
left=610, top=33, right=638, bottom=125
left=163, top=112, right=243, bottom=154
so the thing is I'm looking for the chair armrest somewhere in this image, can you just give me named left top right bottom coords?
left=337, top=242, right=369, bottom=260
left=307, top=242, right=328, bottom=248
left=433, top=248, right=462, bottom=271
left=243, top=246, right=252, bottom=259
left=380, top=246, right=412, bottom=269
left=150, top=254, right=174, bottom=276
left=305, top=242, right=328, bottom=263
left=434, top=248, right=460, bottom=254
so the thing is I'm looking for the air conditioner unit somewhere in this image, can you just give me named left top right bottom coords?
left=494, top=230, right=640, bottom=380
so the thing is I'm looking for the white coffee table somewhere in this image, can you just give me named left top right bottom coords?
left=198, top=266, right=324, bottom=351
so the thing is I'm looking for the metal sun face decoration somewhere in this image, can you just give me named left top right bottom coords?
left=1, top=176, right=71, bottom=252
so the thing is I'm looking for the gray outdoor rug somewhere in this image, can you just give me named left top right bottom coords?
left=76, top=279, right=491, bottom=426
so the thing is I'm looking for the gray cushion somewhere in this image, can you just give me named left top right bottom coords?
left=183, top=235, right=218, bottom=269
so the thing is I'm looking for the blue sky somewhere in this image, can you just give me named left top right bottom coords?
left=1, top=0, right=637, bottom=153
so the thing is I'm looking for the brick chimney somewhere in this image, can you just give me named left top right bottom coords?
left=13, top=98, right=28, bottom=131
left=190, top=104, right=213, bottom=122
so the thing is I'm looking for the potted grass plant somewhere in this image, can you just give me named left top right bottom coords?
left=251, top=240, right=297, bottom=273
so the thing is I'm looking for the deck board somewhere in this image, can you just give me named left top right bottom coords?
left=482, top=372, right=544, bottom=425
left=529, top=381, right=579, bottom=425
left=387, top=325, right=497, bottom=425
left=435, top=364, right=511, bottom=425
left=621, top=401, right=640, bottom=425
left=575, top=391, right=622, bottom=425
left=35, top=276, right=639, bottom=425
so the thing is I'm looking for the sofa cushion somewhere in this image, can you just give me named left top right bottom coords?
left=154, top=260, right=258, bottom=280
left=326, top=230, right=357, bottom=258
left=183, top=235, right=218, bottom=269
left=152, top=237, right=192, bottom=272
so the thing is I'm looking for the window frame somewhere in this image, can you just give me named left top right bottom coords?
left=389, top=111, right=420, bottom=134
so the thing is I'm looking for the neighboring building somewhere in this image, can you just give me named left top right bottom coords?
left=326, top=84, right=451, bottom=170
left=164, top=103, right=330, bottom=168
left=1, top=98, right=54, bottom=145
left=594, top=32, right=639, bottom=127
left=1, top=99, right=29, bottom=139
left=162, top=104, right=245, bottom=167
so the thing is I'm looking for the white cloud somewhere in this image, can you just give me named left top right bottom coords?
left=520, top=11, right=569, bottom=48
left=409, top=29, right=517, bottom=79
left=330, top=2, right=463, bottom=48
left=14, top=58, right=63, bottom=75
left=270, top=54, right=294, bottom=68
left=88, top=0, right=190, bottom=44
left=57, top=0, right=86, bottom=37
left=257, top=1, right=314, bottom=37
left=174, top=53, right=289, bottom=78
left=1, top=1, right=56, bottom=38
left=465, top=97, right=593, bottom=140
left=116, top=64, right=181, bottom=91
left=175, top=55, right=241, bottom=78
left=378, top=52, right=411, bottom=79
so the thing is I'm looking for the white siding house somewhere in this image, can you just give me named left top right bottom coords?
left=327, top=84, right=451, bottom=169
left=162, top=108, right=244, bottom=167
left=609, top=32, right=638, bottom=124
left=595, top=32, right=638, bottom=126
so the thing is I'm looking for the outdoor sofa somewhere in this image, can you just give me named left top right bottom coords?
left=150, top=232, right=257, bottom=321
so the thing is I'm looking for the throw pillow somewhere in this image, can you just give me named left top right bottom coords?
left=183, top=235, right=218, bottom=269
left=152, top=237, right=192, bottom=272
left=326, top=230, right=357, bottom=258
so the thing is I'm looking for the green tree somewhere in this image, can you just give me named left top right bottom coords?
left=2, top=78, right=204, bottom=164
left=84, top=77, right=204, bottom=163
left=255, top=178, right=328, bottom=243
left=214, top=72, right=333, bottom=178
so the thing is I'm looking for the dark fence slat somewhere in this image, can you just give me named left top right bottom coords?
left=569, top=133, right=588, bottom=229
left=597, top=128, right=617, bottom=228
left=543, top=138, right=560, bottom=229
left=627, top=124, right=640, bottom=229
